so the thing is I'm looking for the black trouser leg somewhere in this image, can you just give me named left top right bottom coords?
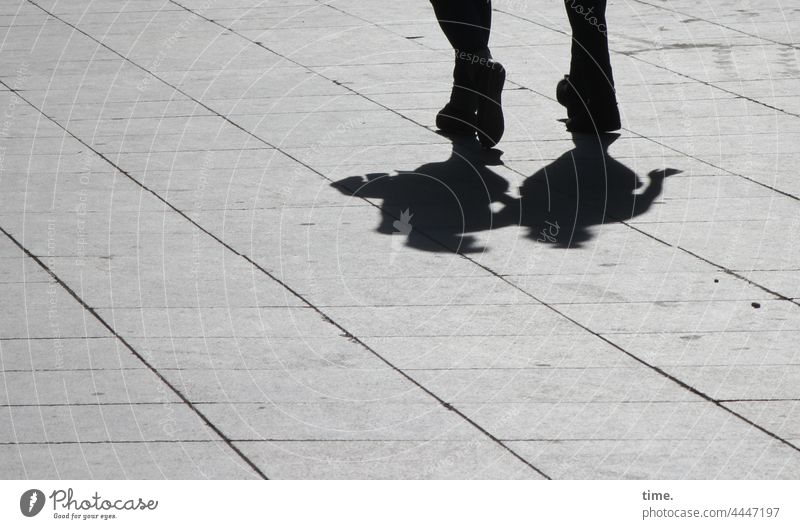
left=430, top=0, right=492, bottom=55
left=431, top=0, right=493, bottom=109
left=564, top=0, right=616, bottom=101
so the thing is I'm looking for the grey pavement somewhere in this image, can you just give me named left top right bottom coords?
left=1, top=0, right=800, bottom=479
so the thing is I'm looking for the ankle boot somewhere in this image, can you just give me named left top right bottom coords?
left=556, top=74, right=621, bottom=133
left=473, top=57, right=506, bottom=148
left=436, top=58, right=479, bottom=135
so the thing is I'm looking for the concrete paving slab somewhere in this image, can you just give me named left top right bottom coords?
left=235, top=439, right=544, bottom=479
left=507, top=270, right=770, bottom=304
left=292, top=274, right=536, bottom=307
left=473, top=225, right=714, bottom=276
left=458, top=401, right=777, bottom=441
left=724, top=401, right=800, bottom=441
left=133, top=336, right=385, bottom=371
left=0, top=369, right=176, bottom=406
left=257, top=247, right=495, bottom=281
left=411, top=366, right=702, bottom=404
left=165, top=367, right=434, bottom=405
left=555, top=299, right=799, bottom=334
left=1, top=299, right=109, bottom=341
left=738, top=270, right=800, bottom=299
left=363, top=334, right=639, bottom=370
left=606, top=331, right=800, bottom=367
left=630, top=195, right=800, bottom=224
left=639, top=219, right=800, bottom=272
left=507, top=438, right=800, bottom=479
left=44, top=255, right=307, bottom=310
left=663, top=365, right=800, bottom=400
left=319, top=304, right=583, bottom=338
left=0, top=337, right=143, bottom=371
left=0, top=403, right=220, bottom=443
left=197, top=401, right=477, bottom=442
left=94, top=307, right=345, bottom=339
left=0, top=441, right=259, bottom=479
left=0, top=259, right=50, bottom=283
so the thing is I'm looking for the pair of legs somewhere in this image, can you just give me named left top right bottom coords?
left=431, top=0, right=620, bottom=142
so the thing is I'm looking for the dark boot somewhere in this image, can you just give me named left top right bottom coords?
left=436, top=54, right=506, bottom=148
left=474, top=58, right=506, bottom=148
left=561, top=0, right=620, bottom=133
left=436, top=57, right=479, bottom=136
left=430, top=1, right=497, bottom=141
left=556, top=74, right=620, bottom=133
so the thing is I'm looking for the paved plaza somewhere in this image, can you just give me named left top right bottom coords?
left=1, top=0, right=800, bottom=479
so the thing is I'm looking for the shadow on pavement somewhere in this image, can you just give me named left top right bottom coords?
left=331, top=134, right=680, bottom=252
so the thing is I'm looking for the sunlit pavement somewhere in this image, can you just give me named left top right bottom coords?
left=1, top=0, right=799, bottom=479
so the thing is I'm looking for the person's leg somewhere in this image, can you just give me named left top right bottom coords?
left=431, top=1, right=505, bottom=147
left=560, top=0, right=620, bottom=131
left=430, top=0, right=491, bottom=131
left=565, top=0, right=613, bottom=96
left=430, top=0, right=492, bottom=56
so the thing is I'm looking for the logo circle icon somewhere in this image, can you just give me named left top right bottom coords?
left=20, top=489, right=45, bottom=517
